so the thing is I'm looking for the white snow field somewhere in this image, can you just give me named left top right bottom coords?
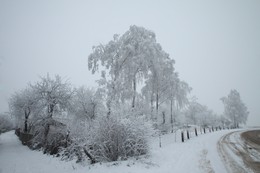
left=0, top=129, right=248, bottom=173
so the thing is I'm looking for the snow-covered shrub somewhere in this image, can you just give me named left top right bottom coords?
left=30, top=118, right=69, bottom=154
left=0, top=113, right=14, bottom=133
left=61, top=143, right=84, bottom=162
left=60, top=119, right=94, bottom=163
left=89, top=115, right=151, bottom=162
left=60, top=107, right=152, bottom=163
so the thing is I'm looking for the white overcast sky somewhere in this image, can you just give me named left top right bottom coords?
left=0, top=0, right=259, bottom=126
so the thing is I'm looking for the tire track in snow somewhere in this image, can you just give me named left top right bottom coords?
left=199, top=149, right=215, bottom=173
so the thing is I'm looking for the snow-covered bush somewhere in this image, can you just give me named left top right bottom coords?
left=89, top=115, right=151, bottom=162
left=30, top=118, right=69, bottom=155
left=61, top=112, right=152, bottom=163
left=60, top=119, right=94, bottom=162
left=61, top=143, right=86, bottom=163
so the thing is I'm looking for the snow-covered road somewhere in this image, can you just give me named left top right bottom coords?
left=0, top=129, right=253, bottom=173
left=218, top=130, right=260, bottom=173
left=0, top=131, right=79, bottom=173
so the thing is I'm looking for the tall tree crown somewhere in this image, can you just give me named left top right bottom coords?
left=221, top=89, right=249, bottom=127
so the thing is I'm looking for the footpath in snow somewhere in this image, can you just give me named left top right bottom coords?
left=0, top=129, right=235, bottom=173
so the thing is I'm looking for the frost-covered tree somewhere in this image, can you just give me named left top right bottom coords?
left=30, top=74, right=73, bottom=146
left=196, top=107, right=217, bottom=127
left=174, top=80, right=191, bottom=110
left=221, top=89, right=249, bottom=127
left=31, top=74, right=73, bottom=118
left=219, top=115, right=232, bottom=128
left=185, top=101, right=219, bottom=127
left=142, top=63, right=190, bottom=124
left=184, top=100, right=205, bottom=125
left=9, top=88, right=40, bottom=132
left=70, top=86, right=104, bottom=120
left=144, top=57, right=175, bottom=114
left=88, top=25, right=171, bottom=114
left=168, top=75, right=191, bottom=126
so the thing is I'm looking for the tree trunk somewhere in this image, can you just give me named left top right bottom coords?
left=150, top=95, right=154, bottom=119
left=107, top=100, right=111, bottom=117
left=24, top=108, right=30, bottom=133
left=107, top=79, right=116, bottom=116
left=92, top=102, right=96, bottom=119
left=44, top=124, right=50, bottom=146
left=156, top=90, right=159, bottom=119
left=170, top=99, right=173, bottom=133
left=24, top=118, right=28, bottom=133
left=48, top=104, right=54, bottom=118
left=132, top=77, right=136, bottom=109
left=233, top=116, right=236, bottom=128
left=162, top=111, right=165, bottom=124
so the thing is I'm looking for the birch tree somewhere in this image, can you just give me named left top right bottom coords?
left=167, top=74, right=191, bottom=131
left=88, top=25, right=170, bottom=114
left=221, top=89, right=249, bottom=127
left=141, top=54, right=175, bottom=118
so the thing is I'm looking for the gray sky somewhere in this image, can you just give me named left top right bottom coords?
left=0, top=0, right=259, bottom=126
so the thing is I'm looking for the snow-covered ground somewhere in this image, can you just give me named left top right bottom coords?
left=0, top=129, right=246, bottom=173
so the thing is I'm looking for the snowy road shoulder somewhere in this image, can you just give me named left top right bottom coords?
left=0, top=129, right=243, bottom=173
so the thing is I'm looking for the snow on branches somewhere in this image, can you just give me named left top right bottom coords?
left=221, top=89, right=249, bottom=127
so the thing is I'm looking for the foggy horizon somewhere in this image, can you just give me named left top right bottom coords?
left=0, top=0, right=259, bottom=126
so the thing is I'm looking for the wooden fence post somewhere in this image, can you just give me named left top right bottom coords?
left=181, top=131, right=184, bottom=142
left=195, top=128, right=198, bottom=136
